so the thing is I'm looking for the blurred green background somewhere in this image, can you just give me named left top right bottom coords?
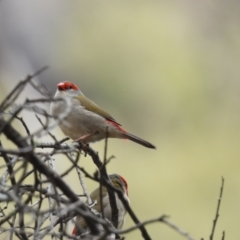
left=1, top=0, right=240, bottom=239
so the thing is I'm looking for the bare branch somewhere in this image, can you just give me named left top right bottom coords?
left=161, top=217, right=195, bottom=240
left=0, top=66, right=48, bottom=112
left=0, top=117, right=100, bottom=235
left=209, top=177, right=224, bottom=240
left=0, top=141, right=16, bottom=187
left=221, top=231, right=225, bottom=240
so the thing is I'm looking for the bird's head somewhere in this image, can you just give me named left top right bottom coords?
left=110, top=174, right=129, bottom=196
left=56, top=81, right=83, bottom=97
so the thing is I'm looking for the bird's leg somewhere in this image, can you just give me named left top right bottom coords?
left=74, top=131, right=98, bottom=143
left=74, top=131, right=99, bottom=155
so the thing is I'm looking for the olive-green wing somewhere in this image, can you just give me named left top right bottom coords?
left=74, top=95, right=122, bottom=126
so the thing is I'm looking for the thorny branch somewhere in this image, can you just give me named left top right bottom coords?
left=0, top=69, right=226, bottom=240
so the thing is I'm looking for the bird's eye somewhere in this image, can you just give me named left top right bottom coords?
left=68, top=86, right=73, bottom=89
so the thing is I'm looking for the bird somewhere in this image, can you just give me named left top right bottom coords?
left=72, top=174, right=130, bottom=237
left=50, top=81, right=156, bottom=149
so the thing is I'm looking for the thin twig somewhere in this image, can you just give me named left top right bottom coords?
left=221, top=231, right=225, bottom=240
left=0, top=141, right=16, bottom=187
left=161, top=217, right=195, bottom=240
left=209, top=177, right=224, bottom=240
left=0, top=66, right=48, bottom=112
left=14, top=115, right=34, bottom=147
left=47, top=156, right=56, bottom=238
left=73, top=152, right=92, bottom=205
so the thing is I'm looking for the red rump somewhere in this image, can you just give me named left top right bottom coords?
left=106, top=120, right=126, bottom=132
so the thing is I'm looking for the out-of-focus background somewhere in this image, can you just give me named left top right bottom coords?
left=1, top=0, right=240, bottom=239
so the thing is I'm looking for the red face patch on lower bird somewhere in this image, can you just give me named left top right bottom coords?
left=119, top=175, right=128, bottom=196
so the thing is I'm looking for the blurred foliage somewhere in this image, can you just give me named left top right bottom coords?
left=1, top=0, right=240, bottom=239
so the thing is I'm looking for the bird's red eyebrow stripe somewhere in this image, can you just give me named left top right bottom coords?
left=120, top=175, right=128, bottom=195
left=57, top=81, right=79, bottom=90
left=65, top=81, right=79, bottom=90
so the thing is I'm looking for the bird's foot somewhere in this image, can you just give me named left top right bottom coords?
left=74, top=141, right=89, bottom=156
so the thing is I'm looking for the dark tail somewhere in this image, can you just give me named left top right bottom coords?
left=122, top=132, right=156, bottom=149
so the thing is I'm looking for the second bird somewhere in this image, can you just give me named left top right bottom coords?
left=50, top=81, right=156, bottom=149
left=72, top=174, right=130, bottom=237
